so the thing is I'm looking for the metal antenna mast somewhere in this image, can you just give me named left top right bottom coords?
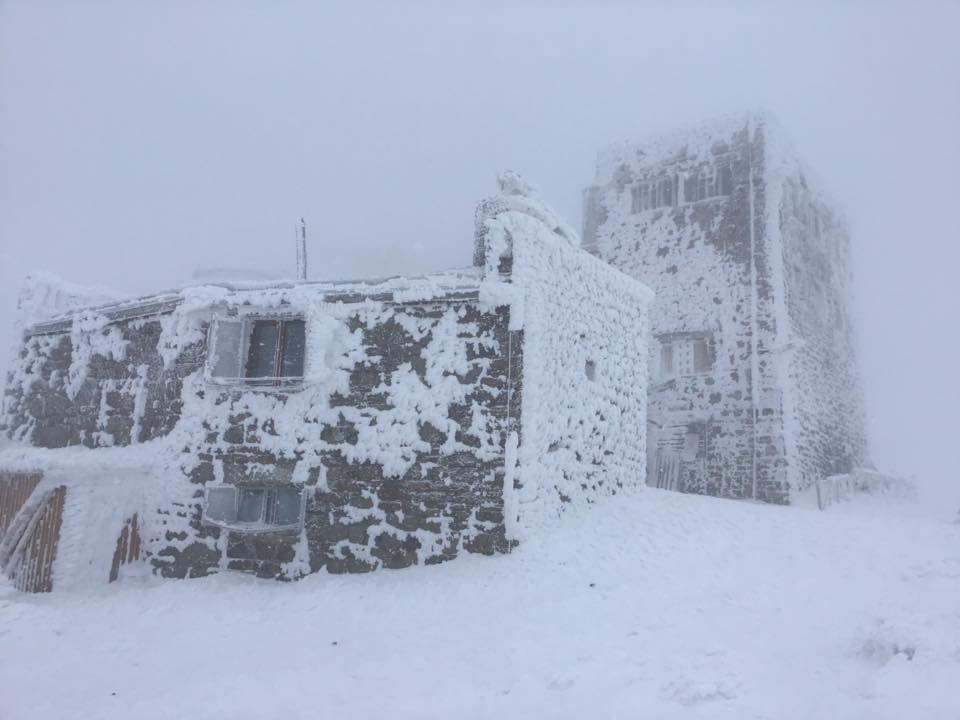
left=296, top=218, right=308, bottom=281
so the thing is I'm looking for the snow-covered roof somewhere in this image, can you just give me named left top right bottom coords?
left=594, top=110, right=770, bottom=182
left=23, top=267, right=484, bottom=337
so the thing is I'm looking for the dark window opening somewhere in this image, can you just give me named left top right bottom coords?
left=585, top=359, right=597, bottom=381
left=717, top=161, right=733, bottom=196
left=692, top=338, right=713, bottom=373
left=660, top=343, right=675, bottom=380
left=244, top=318, right=306, bottom=387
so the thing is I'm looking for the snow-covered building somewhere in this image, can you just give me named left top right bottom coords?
left=0, top=175, right=653, bottom=590
left=582, top=113, right=869, bottom=504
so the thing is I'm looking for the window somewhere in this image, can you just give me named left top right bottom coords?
left=659, top=343, right=675, bottom=380
left=208, top=315, right=306, bottom=388
left=681, top=160, right=732, bottom=204
left=203, top=485, right=305, bottom=533
left=585, top=359, right=597, bottom=381
left=716, top=160, right=733, bottom=196
left=631, top=176, right=678, bottom=213
left=692, top=338, right=712, bottom=373
left=683, top=429, right=703, bottom=459
left=658, top=334, right=714, bottom=380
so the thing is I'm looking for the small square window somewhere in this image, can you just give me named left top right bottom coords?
left=237, top=487, right=266, bottom=522
left=585, top=359, right=597, bottom=381
left=272, top=487, right=304, bottom=526
left=692, top=339, right=713, bottom=373
left=205, top=486, right=238, bottom=525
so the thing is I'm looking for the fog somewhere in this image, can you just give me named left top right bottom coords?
left=1, top=1, right=957, bottom=503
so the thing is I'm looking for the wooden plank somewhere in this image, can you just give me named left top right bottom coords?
left=0, top=472, right=43, bottom=538
left=10, top=486, right=66, bottom=593
left=109, top=513, right=142, bottom=583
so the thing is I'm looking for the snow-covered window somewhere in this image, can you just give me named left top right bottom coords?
left=207, top=314, right=306, bottom=388
left=659, top=343, right=675, bottom=380
left=692, top=338, right=712, bottom=373
left=683, top=425, right=705, bottom=460
left=682, top=161, right=732, bottom=204
left=585, top=359, right=597, bottom=381
left=658, top=334, right=714, bottom=380
left=660, top=177, right=673, bottom=207
left=716, top=159, right=733, bottom=196
left=631, top=176, right=678, bottom=213
left=203, top=485, right=305, bottom=533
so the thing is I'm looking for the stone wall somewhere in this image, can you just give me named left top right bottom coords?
left=489, top=199, right=653, bottom=532
left=584, top=113, right=870, bottom=503
left=2, top=284, right=521, bottom=580
left=777, top=171, right=869, bottom=491
left=2, top=312, right=197, bottom=449
left=583, top=115, right=789, bottom=503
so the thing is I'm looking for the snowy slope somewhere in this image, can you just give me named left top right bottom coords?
left=1, top=489, right=958, bottom=720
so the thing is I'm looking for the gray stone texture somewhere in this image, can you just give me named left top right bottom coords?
left=3, top=293, right=521, bottom=580
left=582, top=115, right=868, bottom=502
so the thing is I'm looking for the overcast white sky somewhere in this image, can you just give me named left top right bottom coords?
left=1, top=1, right=957, bottom=501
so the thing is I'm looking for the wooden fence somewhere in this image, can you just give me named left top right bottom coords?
left=4, top=485, right=67, bottom=593
left=109, top=513, right=142, bottom=582
left=0, top=472, right=42, bottom=537
left=2, top=470, right=149, bottom=592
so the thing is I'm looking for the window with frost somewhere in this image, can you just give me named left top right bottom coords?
left=631, top=176, right=678, bottom=213
left=659, top=343, right=675, bottom=380
left=682, top=160, right=732, bottom=203
left=658, top=334, right=714, bottom=380
left=208, top=315, right=306, bottom=388
left=203, top=485, right=305, bottom=533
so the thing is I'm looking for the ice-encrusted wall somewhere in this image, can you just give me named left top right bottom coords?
left=2, top=279, right=519, bottom=579
left=583, top=112, right=868, bottom=502
left=774, top=166, right=869, bottom=490
left=477, top=173, right=653, bottom=533
left=3, top=175, right=653, bottom=584
left=2, top=309, right=195, bottom=449
left=584, top=115, right=788, bottom=502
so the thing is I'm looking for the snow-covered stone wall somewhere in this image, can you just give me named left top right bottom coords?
left=771, top=157, right=869, bottom=490
left=583, top=112, right=868, bottom=502
left=2, top=307, right=194, bottom=449
left=477, top=173, right=653, bottom=535
left=3, top=174, right=652, bottom=585
left=2, top=275, right=519, bottom=580
left=584, top=115, right=787, bottom=502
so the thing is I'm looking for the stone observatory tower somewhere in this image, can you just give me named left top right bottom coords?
left=582, top=112, right=869, bottom=503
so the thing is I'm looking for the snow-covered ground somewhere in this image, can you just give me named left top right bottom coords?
left=2, top=488, right=958, bottom=720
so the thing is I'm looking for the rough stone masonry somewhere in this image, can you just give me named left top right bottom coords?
left=582, top=112, right=869, bottom=503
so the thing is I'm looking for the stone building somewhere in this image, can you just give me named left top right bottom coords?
left=582, top=113, right=869, bottom=504
left=0, top=175, right=653, bottom=590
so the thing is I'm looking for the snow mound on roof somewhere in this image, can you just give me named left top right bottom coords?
left=15, top=272, right=120, bottom=328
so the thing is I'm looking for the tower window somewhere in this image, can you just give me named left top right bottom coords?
left=631, top=176, right=678, bottom=213
left=657, top=333, right=714, bottom=380
left=659, top=343, right=675, bottom=380
left=682, top=160, right=732, bottom=204
left=692, top=338, right=712, bottom=373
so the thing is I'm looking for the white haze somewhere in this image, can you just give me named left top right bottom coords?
left=1, top=0, right=957, bottom=504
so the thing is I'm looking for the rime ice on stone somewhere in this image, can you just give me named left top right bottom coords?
left=0, top=175, right=652, bottom=588
left=583, top=111, right=870, bottom=503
